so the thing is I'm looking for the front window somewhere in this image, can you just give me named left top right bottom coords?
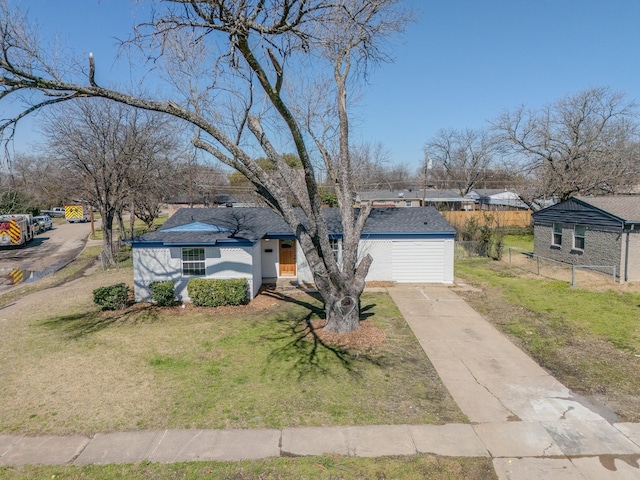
left=329, top=238, right=341, bottom=264
left=552, top=223, right=562, bottom=246
left=405, top=200, right=412, bottom=207
left=182, top=248, right=205, bottom=276
left=574, top=225, right=585, bottom=250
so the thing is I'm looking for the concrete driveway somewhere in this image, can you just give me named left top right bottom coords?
left=388, top=283, right=640, bottom=479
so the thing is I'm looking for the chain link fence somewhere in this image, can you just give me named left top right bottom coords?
left=456, top=242, right=617, bottom=287
left=502, top=246, right=617, bottom=287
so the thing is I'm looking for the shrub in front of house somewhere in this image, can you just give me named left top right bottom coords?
left=187, top=278, right=249, bottom=307
left=149, top=281, right=176, bottom=306
left=93, top=283, right=132, bottom=310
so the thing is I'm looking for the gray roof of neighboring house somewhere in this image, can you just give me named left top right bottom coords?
left=357, top=189, right=424, bottom=200
left=467, top=189, right=518, bottom=197
left=358, top=189, right=466, bottom=202
left=164, top=194, right=238, bottom=205
left=577, top=196, right=640, bottom=222
left=134, top=207, right=455, bottom=245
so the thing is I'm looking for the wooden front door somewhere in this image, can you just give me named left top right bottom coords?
left=279, top=239, right=296, bottom=276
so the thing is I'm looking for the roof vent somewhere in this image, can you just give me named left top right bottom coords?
left=398, top=192, right=404, bottom=198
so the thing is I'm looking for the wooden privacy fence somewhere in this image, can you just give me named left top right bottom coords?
left=442, top=210, right=532, bottom=229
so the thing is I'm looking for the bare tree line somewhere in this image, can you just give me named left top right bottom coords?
left=423, top=87, right=640, bottom=209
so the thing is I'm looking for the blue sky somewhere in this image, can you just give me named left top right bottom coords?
left=10, top=0, right=640, bottom=171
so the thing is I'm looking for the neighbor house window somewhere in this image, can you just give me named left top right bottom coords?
left=552, top=223, right=562, bottom=246
left=182, top=248, right=205, bottom=276
left=405, top=200, right=412, bottom=207
left=573, top=225, right=586, bottom=250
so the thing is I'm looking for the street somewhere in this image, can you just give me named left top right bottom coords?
left=0, top=220, right=94, bottom=291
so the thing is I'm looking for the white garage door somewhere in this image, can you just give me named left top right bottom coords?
left=392, top=240, right=446, bottom=283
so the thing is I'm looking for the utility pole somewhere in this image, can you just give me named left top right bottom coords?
left=422, top=154, right=430, bottom=207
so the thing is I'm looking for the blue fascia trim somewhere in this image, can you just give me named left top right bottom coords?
left=133, top=232, right=455, bottom=248
left=263, top=233, right=296, bottom=240
left=360, top=232, right=455, bottom=240
left=131, top=239, right=254, bottom=248
left=131, top=241, right=164, bottom=248
left=215, top=239, right=254, bottom=246
left=263, top=232, right=455, bottom=240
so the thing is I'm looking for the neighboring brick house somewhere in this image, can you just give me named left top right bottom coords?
left=532, top=196, right=640, bottom=282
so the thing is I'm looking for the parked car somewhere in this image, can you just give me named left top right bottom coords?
left=32, top=217, right=45, bottom=234
left=39, top=207, right=65, bottom=218
left=33, top=215, right=53, bottom=232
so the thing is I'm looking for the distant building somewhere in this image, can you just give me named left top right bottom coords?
left=356, top=189, right=473, bottom=211
left=465, top=189, right=528, bottom=210
left=164, top=194, right=256, bottom=217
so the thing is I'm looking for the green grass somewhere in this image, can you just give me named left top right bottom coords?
left=91, top=214, right=167, bottom=241
left=0, top=455, right=496, bottom=480
left=456, top=260, right=640, bottom=353
left=502, top=233, right=534, bottom=251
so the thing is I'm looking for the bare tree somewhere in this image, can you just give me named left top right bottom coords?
left=349, top=142, right=390, bottom=190
left=44, top=99, right=177, bottom=264
left=0, top=1, right=410, bottom=333
left=122, top=118, right=183, bottom=234
left=492, top=87, right=640, bottom=207
left=423, top=128, right=496, bottom=196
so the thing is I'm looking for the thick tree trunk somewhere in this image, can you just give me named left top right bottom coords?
left=320, top=270, right=368, bottom=334
left=323, top=291, right=361, bottom=333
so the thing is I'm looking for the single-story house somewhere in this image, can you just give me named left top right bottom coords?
left=355, top=189, right=425, bottom=208
left=356, top=189, right=474, bottom=210
left=532, top=196, right=640, bottom=282
left=132, top=207, right=456, bottom=302
left=164, top=194, right=256, bottom=217
left=465, top=189, right=528, bottom=210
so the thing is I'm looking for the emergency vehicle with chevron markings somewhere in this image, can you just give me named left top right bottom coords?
left=0, top=214, right=35, bottom=247
left=65, top=204, right=90, bottom=223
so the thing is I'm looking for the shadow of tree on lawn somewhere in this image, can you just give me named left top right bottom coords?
left=261, top=290, right=383, bottom=379
left=40, top=305, right=157, bottom=339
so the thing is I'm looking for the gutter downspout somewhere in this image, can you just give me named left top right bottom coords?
left=625, top=230, right=629, bottom=283
left=623, top=222, right=637, bottom=283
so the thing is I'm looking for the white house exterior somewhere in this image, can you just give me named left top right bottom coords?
left=132, top=207, right=456, bottom=302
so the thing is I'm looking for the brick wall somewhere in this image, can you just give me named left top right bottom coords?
left=534, top=225, right=622, bottom=278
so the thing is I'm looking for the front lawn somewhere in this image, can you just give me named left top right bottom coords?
left=0, top=268, right=466, bottom=435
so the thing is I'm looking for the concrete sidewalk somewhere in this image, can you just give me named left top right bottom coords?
left=1, top=284, right=639, bottom=479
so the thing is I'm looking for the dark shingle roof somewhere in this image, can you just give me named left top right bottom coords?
left=137, top=207, right=454, bottom=245
left=577, top=196, right=640, bottom=222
